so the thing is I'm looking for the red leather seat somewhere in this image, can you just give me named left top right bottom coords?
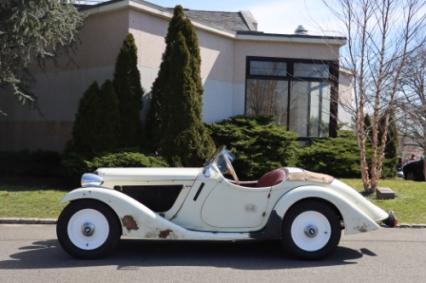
left=256, top=169, right=286, bottom=187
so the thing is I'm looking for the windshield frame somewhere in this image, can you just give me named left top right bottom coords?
left=203, top=146, right=234, bottom=177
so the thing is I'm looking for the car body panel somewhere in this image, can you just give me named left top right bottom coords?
left=201, top=178, right=270, bottom=228
left=96, top=167, right=201, bottom=187
left=61, top=187, right=251, bottom=241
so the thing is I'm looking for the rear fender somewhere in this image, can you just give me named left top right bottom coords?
left=273, top=186, right=381, bottom=234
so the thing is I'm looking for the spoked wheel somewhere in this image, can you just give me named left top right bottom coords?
left=281, top=200, right=341, bottom=260
left=57, top=200, right=121, bottom=259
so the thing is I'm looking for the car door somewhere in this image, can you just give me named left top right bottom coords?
left=201, top=178, right=271, bottom=229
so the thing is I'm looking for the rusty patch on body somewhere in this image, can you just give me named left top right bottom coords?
left=121, top=215, right=139, bottom=231
left=159, top=229, right=173, bottom=238
left=356, top=224, right=368, bottom=232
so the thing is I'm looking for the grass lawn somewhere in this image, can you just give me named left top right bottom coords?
left=341, top=178, right=426, bottom=224
left=0, top=179, right=425, bottom=223
left=0, top=185, right=66, bottom=218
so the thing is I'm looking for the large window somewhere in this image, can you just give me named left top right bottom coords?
left=245, top=57, right=337, bottom=138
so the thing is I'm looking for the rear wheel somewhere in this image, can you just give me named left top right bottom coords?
left=57, top=200, right=121, bottom=259
left=281, top=200, right=341, bottom=260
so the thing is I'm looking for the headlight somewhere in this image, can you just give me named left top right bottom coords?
left=81, top=173, right=104, bottom=187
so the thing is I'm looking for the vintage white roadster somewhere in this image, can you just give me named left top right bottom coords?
left=57, top=147, right=394, bottom=260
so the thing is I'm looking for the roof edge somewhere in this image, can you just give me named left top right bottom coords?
left=82, top=0, right=347, bottom=46
left=236, top=31, right=347, bottom=46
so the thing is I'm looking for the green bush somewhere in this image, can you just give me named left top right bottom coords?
left=208, top=115, right=298, bottom=180
left=114, top=33, right=144, bottom=148
left=62, top=152, right=168, bottom=185
left=86, top=152, right=168, bottom=171
left=146, top=6, right=215, bottom=166
left=297, top=130, right=362, bottom=178
left=67, top=80, right=120, bottom=157
left=0, top=150, right=62, bottom=177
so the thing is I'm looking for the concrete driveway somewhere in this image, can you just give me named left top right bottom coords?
left=0, top=224, right=425, bottom=283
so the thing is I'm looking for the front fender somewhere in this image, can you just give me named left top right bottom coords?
left=273, top=185, right=385, bottom=234
left=61, top=187, right=252, bottom=241
left=61, top=187, right=188, bottom=238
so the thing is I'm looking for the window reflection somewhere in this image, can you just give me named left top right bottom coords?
left=250, top=61, right=287, bottom=77
left=245, top=58, right=333, bottom=138
left=246, top=79, right=288, bottom=126
left=294, top=63, right=329, bottom=78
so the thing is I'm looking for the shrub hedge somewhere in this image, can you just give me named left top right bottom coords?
left=0, top=150, right=62, bottom=177
left=208, top=115, right=298, bottom=180
left=62, top=151, right=168, bottom=185
left=297, top=130, right=362, bottom=178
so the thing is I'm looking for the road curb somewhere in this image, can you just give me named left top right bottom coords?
left=0, top=218, right=57, bottom=224
left=397, top=224, right=426, bottom=228
left=1, top=217, right=426, bottom=228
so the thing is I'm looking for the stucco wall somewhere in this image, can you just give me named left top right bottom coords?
left=0, top=9, right=129, bottom=151
left=232, top=40, right=341, bottom=116
left=129, top=9, right=236, bottom=122
left=338, top=71, right=354, bottom=128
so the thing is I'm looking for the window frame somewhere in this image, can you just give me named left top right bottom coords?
left=245, top=56, right=339, bottom=138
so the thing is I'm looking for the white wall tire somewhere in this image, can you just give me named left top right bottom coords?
left=282, top=200, right=341, bottom=260
left=57, top=200, right=121, bottom=259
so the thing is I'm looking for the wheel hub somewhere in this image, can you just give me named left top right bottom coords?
left=81, top=222, right=95, bottom=237
left=304, top=224, right=318, bottom=238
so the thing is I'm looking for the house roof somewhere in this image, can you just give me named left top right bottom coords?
left=78, top=0, right=346, bottom=46
left=78, top=0, right=257, bottom=32
left=165, top=9, right=256, bottom=32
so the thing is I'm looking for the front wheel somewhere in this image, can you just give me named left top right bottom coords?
left=281, top=200, right=341, bottom=260
left=56, top=200, right=121, bottom=259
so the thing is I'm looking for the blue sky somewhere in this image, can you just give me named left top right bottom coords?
left=148, top=0, right=344, bottom=35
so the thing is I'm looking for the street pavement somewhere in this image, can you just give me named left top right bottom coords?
left=0, top=224, right=425, bottom=283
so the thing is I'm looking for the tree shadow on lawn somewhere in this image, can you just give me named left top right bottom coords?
left=0, top=239, right=374, bottom=270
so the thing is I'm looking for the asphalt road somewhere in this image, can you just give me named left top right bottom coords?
left=0, top=224, right=425, bottom=283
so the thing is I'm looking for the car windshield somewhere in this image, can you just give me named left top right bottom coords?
left=204, top=146, right=235, bottom=176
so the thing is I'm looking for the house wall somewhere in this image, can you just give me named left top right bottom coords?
left=129, top=9, right=235, bottom=123
left=0, top=9, right=130, bottom=151
left=338, top=71, right=354, bottom=129
left=232, top=40, right=341, bottom=116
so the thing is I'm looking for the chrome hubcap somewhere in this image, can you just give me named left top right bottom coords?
left=81, top=222, right=95, bottom=237
left=304, top=224, right=318, bottom=238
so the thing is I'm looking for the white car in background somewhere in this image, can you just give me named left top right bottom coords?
left=57, top=147, right=395, bottom=260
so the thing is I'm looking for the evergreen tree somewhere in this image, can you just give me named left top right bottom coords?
left=0, top=0, right=82, bottom=113
left=97, top=80, right=120, bottom=153
left=146, top=5, right=215, bottom=166
left=68, top=80, right=120, bottom=157
left=68, top=82, right=101, bottom=157
left=113, top=34, right=144, bottom=148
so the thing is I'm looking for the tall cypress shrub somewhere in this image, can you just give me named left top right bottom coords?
left=146, top=6, right=215, bottom=166
left=68, top=82, right=101, bottom=157
left=113, top=33, right=144, bottom=148
left=97, top=80, right=120, bottom=153
left=67, top=80, right=120, bottom=157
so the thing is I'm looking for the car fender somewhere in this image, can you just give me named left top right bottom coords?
left=61, top=187, right=192, bottom=239
left=273, top=185, right=381, bottom=234
left=61, top=187, right=252, bottom=241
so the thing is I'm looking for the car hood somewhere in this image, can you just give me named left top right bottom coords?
left=96, top=167, right=202, bottom=187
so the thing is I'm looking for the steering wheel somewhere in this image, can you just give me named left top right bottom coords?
left=224, top=155, right=239, bottom=184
